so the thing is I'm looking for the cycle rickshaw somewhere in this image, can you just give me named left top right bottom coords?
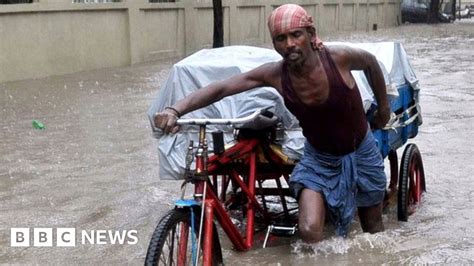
left=145, top=44, right=425, bottom=265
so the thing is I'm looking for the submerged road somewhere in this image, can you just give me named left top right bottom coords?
left=1, top=19, right=473, bottom=264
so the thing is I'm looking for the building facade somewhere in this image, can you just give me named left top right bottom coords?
left=0, top=0, right=401, bottom=83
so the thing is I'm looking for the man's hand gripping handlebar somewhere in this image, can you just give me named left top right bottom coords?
left=153, top=107, right=181, bottom=134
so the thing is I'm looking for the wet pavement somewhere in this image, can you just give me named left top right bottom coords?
left=1, top=19, right=474, bottom=264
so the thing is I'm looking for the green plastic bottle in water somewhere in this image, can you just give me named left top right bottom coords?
left=32, top=120, right=45, bottom=130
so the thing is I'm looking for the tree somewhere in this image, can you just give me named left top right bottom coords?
left=428, top=0, right=441, bottom=23
left=451, top=0, right=457, bottom=20
left=212, top=0, right=224, bottom=48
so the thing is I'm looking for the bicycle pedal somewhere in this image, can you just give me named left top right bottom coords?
left=263, top=224, right=297, bottom=248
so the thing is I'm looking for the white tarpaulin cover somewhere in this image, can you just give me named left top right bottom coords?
left=147, top=43, right=419, bottom=180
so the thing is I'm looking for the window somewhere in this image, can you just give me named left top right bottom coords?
left=0, top=0, right=33, bottom=4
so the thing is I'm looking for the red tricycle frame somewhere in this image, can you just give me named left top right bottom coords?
left=145, top=108, right=425, bottom=266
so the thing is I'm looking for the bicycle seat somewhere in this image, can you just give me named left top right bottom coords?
left=235, top=110, right=279, bottom=130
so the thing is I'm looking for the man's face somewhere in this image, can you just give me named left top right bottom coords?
left=272, top=28, right=313, bottom=68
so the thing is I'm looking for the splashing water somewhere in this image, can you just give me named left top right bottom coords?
left=291, top=230, right=404, bottom=257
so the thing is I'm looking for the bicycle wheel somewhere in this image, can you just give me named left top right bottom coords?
left=398, top=144, right=426, bottom=221
left=145, top=208, right=223, bottom=266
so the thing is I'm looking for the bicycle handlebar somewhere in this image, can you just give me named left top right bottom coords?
left=176, top=109, right=272, bottom=126
left=151, top=108, right=277, bottom=138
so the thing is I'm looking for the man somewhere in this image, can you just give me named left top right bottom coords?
left=154, top=4, right=390, bottom=243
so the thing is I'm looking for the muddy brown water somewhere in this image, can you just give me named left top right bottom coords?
left=1, top=19, right=473, bottom=264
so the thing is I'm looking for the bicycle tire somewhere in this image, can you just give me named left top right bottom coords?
left=145, top=208, right=223, bottom=266
left=397, top=143, right=426, bottom=221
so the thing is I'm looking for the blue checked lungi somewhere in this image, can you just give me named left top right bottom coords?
left=289, top=130, right=386, bottom=237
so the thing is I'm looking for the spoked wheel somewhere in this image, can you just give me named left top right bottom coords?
left=145, top=208, right=223, bottom=266
left=397, top=144, right=426, bottom=221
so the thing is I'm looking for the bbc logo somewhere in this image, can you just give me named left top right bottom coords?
left=11, top=228, right=76, bottom=247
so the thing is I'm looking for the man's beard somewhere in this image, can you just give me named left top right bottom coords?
left=284, top=49, right=304, bottom=68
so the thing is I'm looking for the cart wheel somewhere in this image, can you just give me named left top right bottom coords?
left=397, top=144, right=426, bottom=221
left=145, top=208, right=223, bottom=265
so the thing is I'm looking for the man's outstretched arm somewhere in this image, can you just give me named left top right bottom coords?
left=154, top=62, right=278, bottom=133
left=345, top=47, right=390, bottom=129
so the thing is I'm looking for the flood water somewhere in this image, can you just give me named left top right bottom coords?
left=1, top=19, right=473, bottom=264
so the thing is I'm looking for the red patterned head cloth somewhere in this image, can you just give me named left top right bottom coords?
left=267, top=4, right=323, bottom=50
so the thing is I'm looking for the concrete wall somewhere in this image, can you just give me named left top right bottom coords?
left=0, top=0, right=401, bottom=83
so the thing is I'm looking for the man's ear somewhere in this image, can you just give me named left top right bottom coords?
left=306, top=26, right=321, bottom=50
